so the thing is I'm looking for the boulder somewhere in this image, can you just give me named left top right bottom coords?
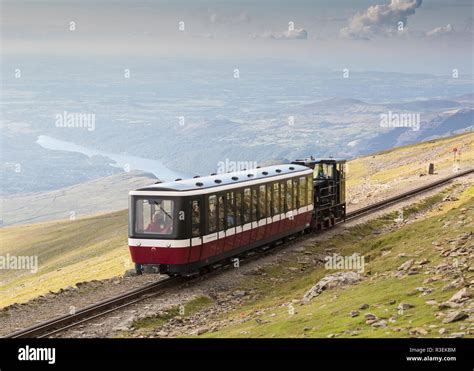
left=442, top=311, right=468, bottom=324
left=302, top=272, right=361, bottom=302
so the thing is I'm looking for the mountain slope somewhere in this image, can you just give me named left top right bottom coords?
left=0, top=133, right=473, bottom=308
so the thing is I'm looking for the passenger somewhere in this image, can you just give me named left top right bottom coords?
left=146, top=210, right=173, bottom=234
left=317, top=164, right=325, bottom=179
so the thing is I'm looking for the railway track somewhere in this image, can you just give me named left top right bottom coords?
left=5, top=168, right=473, bottom=339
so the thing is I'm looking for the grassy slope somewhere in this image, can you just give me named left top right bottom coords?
left=0, top=133, right=472, bottom=308
left=347, top=132, right=473, bottom=188
left=200, top=185, right=473, bottom=338
left=0, top=210, right=132, bottom=307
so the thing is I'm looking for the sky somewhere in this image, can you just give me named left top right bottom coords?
left=1, top=0, right=473, bottom=74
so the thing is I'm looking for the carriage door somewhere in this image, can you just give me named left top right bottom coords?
left=188, top=197, right=203, bottom=263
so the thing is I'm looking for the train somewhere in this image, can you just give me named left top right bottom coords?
left=128, top=158, right=346, bottom=276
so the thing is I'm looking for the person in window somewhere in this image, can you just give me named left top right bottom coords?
left=146, top=209, right=173, bottom=234
left=192, top=203, right=200, bottom=235
left=317, top=164, right=325, bottom=179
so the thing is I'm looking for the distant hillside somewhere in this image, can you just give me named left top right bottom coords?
left=1, top=170, right=156, bottom=226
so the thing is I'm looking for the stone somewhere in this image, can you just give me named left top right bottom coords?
left=397, top=303, right=415, bottom=311
left=438, top=328, right=447, bottom=335
left=448, top=288, right=471, bottom=303
left=372, top=320, right=387, bottom=328
left=196, top=327, right=209, bottom=335
left=442, top=311, right=468, bottom=324
left=350, top=310, right=359, bottom=318
left=364, top=313, right=377, bottom=321
left=359, top=303, right=370, bottom=310
left=302, top=272, right=361, bottom=302
left=398, top=259, right=414, bottom=271
left=233, top=290, right=247, bottom=298
left=409, top=327, right=428, bottom=336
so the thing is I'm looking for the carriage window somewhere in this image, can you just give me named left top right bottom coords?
left=258, top=185, right=266, bottom=219
left=299, top=177, right=306, bottom=207
left=307, top=176, right=313, bottom=206
left=191, top=200, right=201, bottom=237
left=218, top=195, right=225, bottom=231
left=273, top=183, right=280, bottom=214
left=236, top=192, right=242, bottom=225
left=280, top=182, right=286, bottom=212
left=208, top=195, right=217, bottom=233
left=226, top=192, right=235, bottom=228
left=293, top=179, right=299, bottom=208
left=252, top=188, right=258, bottom=221
left=266, top=184, right=272, bottom=217
left=243, top=188, right=251, bottom=223
left=135, top=198, right=175, bottom=235
left=286, top=179, right=293, bottom=210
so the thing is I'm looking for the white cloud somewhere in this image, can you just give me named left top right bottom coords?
left=340, top=0, right=423, bottom=40
left=426, top=24, right=454, bottom=37
left=209, top=11, right=250, bottom=25
left=258, top=28, right=308, bottom=40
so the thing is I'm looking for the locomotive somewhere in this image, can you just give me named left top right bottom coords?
left=128, top=158, right=346, bottom=276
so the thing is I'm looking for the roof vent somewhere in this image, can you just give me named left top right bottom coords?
left=262, top=171, right=268, bottom=175
left=174, top=178, right=182, bottom=181
left=256, top=166, right=261, bottom=169
left=193, top=175, right=200, bottom=178
left=289, top=166, right=295, bottom=170
left=210, top=173, right=217, bottom=176
left=232, top=176, right=239, bottom=181
left=155, top=181, right=163, bottom=184
left=247, top=173, right=254, bottom=178
left=214, top=179, right=222, bottom=184
left=196, top=182, right=203, bottom=187
left=275, top=169, right=282, bottom=173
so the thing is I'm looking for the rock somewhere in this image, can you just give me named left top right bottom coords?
left=327, top=333, right=336, bottom=338
left=409, top=327, right=428, bottom=336
left=397, top=303, right=415, bottom=311
left=372, top=320, right=387, bottom=328
left=359, top=303, right=370, bottom=310
left=425, top=300, right=438, bottom=306
left=442, top=311, right=468, bottom=324
left=364, top=313, right=377, bottom=321
left=450, top=332, right=465, bottom=338
left=233, top=290, right=247, bottom=298
left=302, top=272, right=361, bottom=302
left=350, top=310, right=360, bottom=318
left=196, top=327, right=209, bottom=335
left=112, top=316, right=135, bottom=332
left=124, top=269, right=139, bottom=277
left=438, top=302, right=461, bottom=310
left=388, top=300, right=396, bottom=305
left=398, top=259, right=414, bottom=271
left=448, top=288, right=471, bottom=303
left=438, top=328, right=447, bottom=335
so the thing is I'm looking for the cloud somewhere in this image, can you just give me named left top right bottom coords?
left=209, top=11, right=250, bottom=25
left=426, top=24, right=454, bottom=37
left=340, top=0, right=423, bottom=40
left=258, top=28, right=308, bottom=40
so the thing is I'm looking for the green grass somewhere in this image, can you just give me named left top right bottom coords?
left=0, top=210, right=131, bottom=307
left=198, top=185, right=473, bottom=338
